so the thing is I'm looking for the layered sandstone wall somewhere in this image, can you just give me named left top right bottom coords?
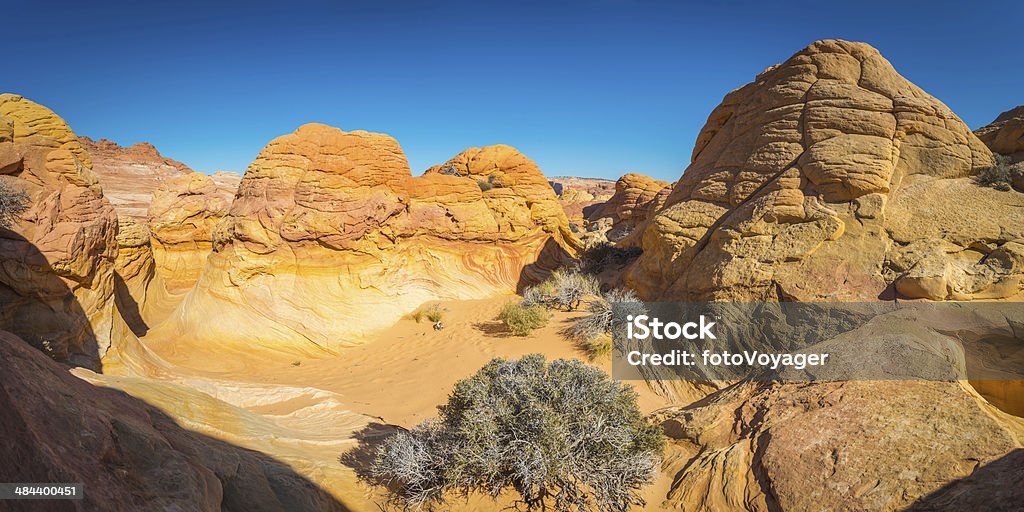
left=165, top=124, right=580, bottom=353
left=0, top=94, right=118, bottom=367
left=623, top=38, right=1024, bottom=511
left=148, top=172, right=233, bottom=291
left=80, top=136, right=192, bottom=219
left=627, top=39, right=1022, bottom=302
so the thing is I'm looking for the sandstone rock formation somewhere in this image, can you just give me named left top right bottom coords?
left=111, top=216, right=183, bottom=336
left=163, top=125, right=579, bottom=353
left=148, top=172, right=233, bottom=291
left=594, top=173, right=671, bottom=243
left=0, top=329, right=350, bottom=512
left=654, top=377, right=1023, bottom=511
left=619, top=39, right=1024, bottom=511
left=80, top=136, right=191, bottom=219
left=627, top=39, right=1023, bottom=302
left=975, top=106, right=1024, bottom=159
left=0, top=94, right=118, bottom=368
left=548, top=176, right=616, bottom=224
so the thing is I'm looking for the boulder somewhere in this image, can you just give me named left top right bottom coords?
left=626, top=40, right=1022, bottom=301
left=594, top=173, right=671, bottom=244
left=0, top=94, right=118, bottom=368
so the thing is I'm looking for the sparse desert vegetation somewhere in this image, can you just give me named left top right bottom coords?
left=566, top=288, right=647, bottom=360
left=369, top=354, right=665, bottom=511
left=976, top=154, right=1015, bottom=191
left=0, top=181, right=30, bottom=229
left=499, top=300, right=550, bottom=336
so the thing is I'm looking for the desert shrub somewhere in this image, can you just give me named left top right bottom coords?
left=0, top=181, right=31, bottom=229
left=549, top=268, right=600, bottom=311
left=976, top=154, right=1013, bottom=191
left=477, top=179, right=493, bottom=191
left=520, top=269, right=598, bottom=312
left=499, top=301, right=549, bottom=336
left=370, top=355, right=665, bottom=511
left=567, top=289, right=647, bottom=360
left=521, top=279, right=557, bottom=308
left=487, top=173, right=505, bottom=188
left=438, top=163, right=462, bottom=177
left=425, top=304, right=444, bottom=323
left=409, top=309, right=425, bottom=323
left=580, top=241, right=642, bottom=275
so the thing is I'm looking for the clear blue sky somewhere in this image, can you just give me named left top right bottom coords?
left=3, top=1, right=1021, bottom=181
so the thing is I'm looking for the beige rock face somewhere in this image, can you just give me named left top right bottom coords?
left=620, top=39, right=1024, bottom=511
left=595, top=173, right=671, bottom=244
left=975, top=106, right=1024, bottom=159
left=80, top=136, right=192, bottom=219
left=112, top=216, right=181, bottom=335
left=164, top=124, right=579, bottom=353
left=148, top=172, right=232, bottom=291
left=0, top=94, right=117, bottom=367
left=655, top=377, right=1023, bottom=511
left=627, top=40, right=1022, bottom=301
left=0, top=330, right=350, bottom=512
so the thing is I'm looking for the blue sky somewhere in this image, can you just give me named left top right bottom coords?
left=3, top=1, right=1021, bottom=181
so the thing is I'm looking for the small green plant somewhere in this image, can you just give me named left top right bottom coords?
left=0, top=181, right=31, bottom=229
left=499, top=301, right=549, bottom=336
left=976, top=154, right=1013, bottom=191
left=487, top=173, right=505, bottom=188
left=369, top=355, right=665, bottom=511
left=410, top=309, right=425, bottom=323
left=477, top=179, right=493, bottom=191
left=425, top=304, right=444, bottom=323
left=291, top=360, right=302, bottom=367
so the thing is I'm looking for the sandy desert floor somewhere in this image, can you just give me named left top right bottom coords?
left=128, top=295, right=681, bottom=509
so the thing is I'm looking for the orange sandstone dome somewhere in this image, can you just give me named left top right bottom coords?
left=164, top=123, right=579, bottom=353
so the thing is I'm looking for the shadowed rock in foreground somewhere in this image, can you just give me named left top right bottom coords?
left=0, top=330, right=348, bottom=512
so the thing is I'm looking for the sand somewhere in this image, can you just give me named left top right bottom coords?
left=105, top=294, right=682, bottom=510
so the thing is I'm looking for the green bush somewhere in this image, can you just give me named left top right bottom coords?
left=477, top=179, right=493, bottom=191
left=370, top=355, right=665, bottom=511
left=499, top=301, right=549, bottom=336
left=0, top=181, right=31, bottom=229
left=425, top=304, right=444, bottom=323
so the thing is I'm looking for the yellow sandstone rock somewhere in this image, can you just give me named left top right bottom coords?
left=0, top=94, right=118, bottom=368
left=161, top=125, right=580, bottom=354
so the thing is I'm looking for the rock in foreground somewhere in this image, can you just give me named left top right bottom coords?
left=0, top=94, right=118, bottom=368
left=0, top=329, right=348, bottom=512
